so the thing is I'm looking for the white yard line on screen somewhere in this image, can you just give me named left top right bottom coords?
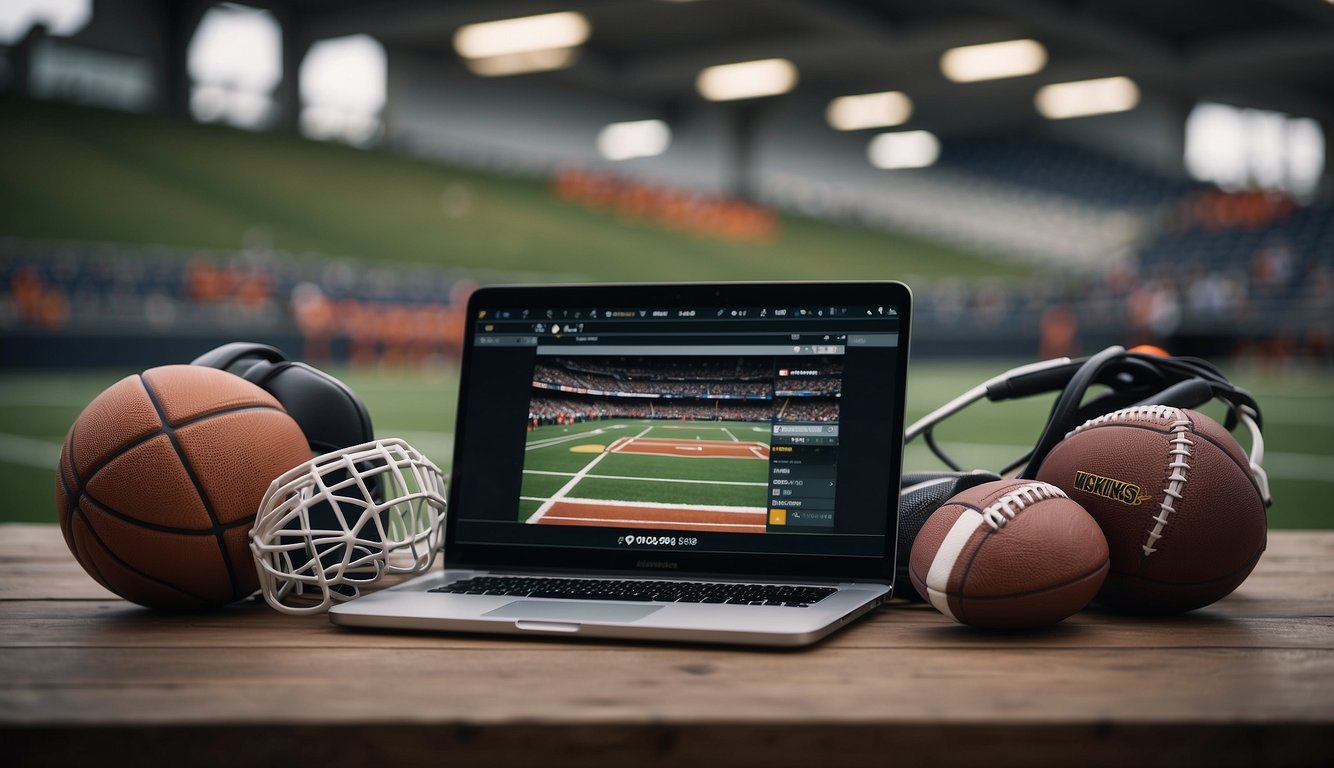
left=540, top=516, right=765, bottom=530
left=549, top=497, right=768, bottom=514
left=522, top=469, right=766, bottom=487
left=721, top=427, right=739, bottom=442
left=527, top=426, right=652, bottom=523
left=525, top=427, right=607, bottom=451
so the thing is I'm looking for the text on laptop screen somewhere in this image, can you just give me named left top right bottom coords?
left=449, top=291, right=907, bottom=575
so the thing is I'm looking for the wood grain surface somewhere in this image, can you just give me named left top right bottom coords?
left=3, top=524, right=1332, bottom=767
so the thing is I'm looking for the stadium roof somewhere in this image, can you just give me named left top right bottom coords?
left=254, top=0, right=1334, bottom=127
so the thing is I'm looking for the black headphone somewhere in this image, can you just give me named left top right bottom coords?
left=191, top=342, right=374, bottom=454
left=192, top=342, right=379, bottom=587
left=895, top=345, right=1270, bottom=600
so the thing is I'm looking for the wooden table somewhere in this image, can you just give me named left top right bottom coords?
left=3, top=524, right=1331, bottom=767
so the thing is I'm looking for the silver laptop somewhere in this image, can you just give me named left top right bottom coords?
left=330, top=281, right=912, bottom=646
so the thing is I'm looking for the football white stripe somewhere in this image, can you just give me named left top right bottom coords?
left=926, top=509, right=985, bottom=622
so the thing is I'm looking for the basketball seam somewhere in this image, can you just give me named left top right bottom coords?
left=70, top=513, right=114, bottom=594
left=76, top=404, right=286, bottom=492
left=79, top=488, right=256, bottom=536
left=138, top=374, right=243, bottom=602
left=70, top=421, right=198, bottom=605
left=59, top=431, right=81, bottom=562
left=70, top=503, right=216, bottom=606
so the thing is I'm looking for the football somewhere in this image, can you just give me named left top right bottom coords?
left=908, top=479, right=1109, bottom=630
left=1036, top=405, right=1267, bottom=614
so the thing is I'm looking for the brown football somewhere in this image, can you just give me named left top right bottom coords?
left=1036, top=406, right=1267, bottom=614
left=907, top=479, right=1109, bottom=629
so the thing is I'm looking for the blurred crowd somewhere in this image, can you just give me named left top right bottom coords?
left=527, top=392, right=836, bottom=428
left=1, top=238, right=473, bottom=369
left=526, top=356, right=842, bottom=429
left=3, top=169, right=1331, bottom=369
left=534, top=359, right=774, bottom=398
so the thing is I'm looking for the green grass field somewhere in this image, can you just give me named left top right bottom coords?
left=5, top=361, right=1329, bottom=529
left=0, top=97, right=1023, bottom=284
left=519, top=420, right=771, bottom=524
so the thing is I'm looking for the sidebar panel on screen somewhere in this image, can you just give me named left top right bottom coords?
left=833, top=335, right=904, bottom=537
left=453, top=346, right=536, bottom=520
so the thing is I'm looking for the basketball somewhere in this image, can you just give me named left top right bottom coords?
left=908, top=479, right=1109, bottom=630
left=54, top=365, right=311, bottom=610
left=1036, top=406, right=1267, bottom=614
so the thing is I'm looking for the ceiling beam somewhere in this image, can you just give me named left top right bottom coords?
left=965, top=0, right=1179, bottom=66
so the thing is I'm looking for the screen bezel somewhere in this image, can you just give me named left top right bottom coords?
left=443, top=281, right=912, bottom=584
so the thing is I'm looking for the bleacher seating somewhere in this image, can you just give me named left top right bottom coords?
left=0, top=238, right=471, bottom=367
left=3, top=128, right=1330, bottom=367
left=756, top=135, right=1165, bottom=269
left=936, top=135, right=1202, bottom=208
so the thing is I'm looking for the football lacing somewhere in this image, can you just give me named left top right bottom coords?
left=1065, top=404, right=1184, bottom=439
left=981, top=482, right=1067, bottom=531
left=1144, top=418, right=1193, bottom=556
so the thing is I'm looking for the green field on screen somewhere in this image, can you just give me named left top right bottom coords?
left=519, top=420, right=771, bottom=522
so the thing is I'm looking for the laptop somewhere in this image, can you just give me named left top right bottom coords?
left=330, top=281, right=912, bottom=646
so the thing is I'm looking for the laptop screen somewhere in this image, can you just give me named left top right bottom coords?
left=446, top=282, right=911, bottom=582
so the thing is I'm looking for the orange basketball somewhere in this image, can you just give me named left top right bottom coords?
left=54, top=365, right=311, bottom=610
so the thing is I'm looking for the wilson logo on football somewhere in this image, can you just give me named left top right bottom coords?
left=1073, top=470, right=1150, bottom=506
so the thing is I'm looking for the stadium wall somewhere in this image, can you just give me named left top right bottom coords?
left=1, top=330, right=305, bottom=369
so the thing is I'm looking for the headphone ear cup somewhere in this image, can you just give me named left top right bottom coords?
left=896, top=470, right=1001, bottom=601
left=255, top=362, right=373, bottom=454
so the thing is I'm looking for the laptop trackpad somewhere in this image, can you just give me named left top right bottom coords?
left=485, top=600, right=663, bottom=623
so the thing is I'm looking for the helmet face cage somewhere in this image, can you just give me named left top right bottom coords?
left=250, top=439, right=446, bottom=614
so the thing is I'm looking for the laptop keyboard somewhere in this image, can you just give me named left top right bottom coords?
left=429, top=576, right=837, bottom=607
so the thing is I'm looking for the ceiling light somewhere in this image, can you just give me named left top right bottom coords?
left=940, top=39, right=1047, bottom=83
left=597, top=119, right=672, bottom=161
left=826, top=91, right=913, bottom=131
left=868, top=130, right=940, bottom=169
left=453, top=11, right=590, bottom=60
left=1035, top=76, right=1140, bottom=119
left=696, top=58, right=798, bottom=101
left=464, top=47, right=579, bottom=77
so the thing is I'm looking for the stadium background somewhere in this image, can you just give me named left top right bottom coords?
left=1, top=0, right=1330, bottom=527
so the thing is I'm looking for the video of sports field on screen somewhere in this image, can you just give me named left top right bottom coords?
left=518, top=355, right=841, bottom=534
